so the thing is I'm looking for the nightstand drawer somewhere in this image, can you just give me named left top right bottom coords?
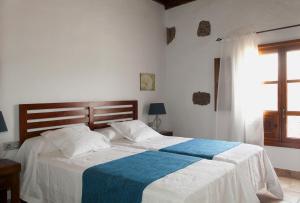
left=0, top=159, right=21, bottom=203
left=0, top=177, right=9, bottom=190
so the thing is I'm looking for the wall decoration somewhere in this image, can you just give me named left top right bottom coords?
left=197, top=21, right=211, bottom=37
left=167, top=27, right=176, bottom=45
left=140, top=73, right=155, bottom=91
left=193, top=92, right=210, bottom=105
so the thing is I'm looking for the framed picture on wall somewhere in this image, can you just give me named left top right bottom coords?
left=140, top=73, right=155, bottom=91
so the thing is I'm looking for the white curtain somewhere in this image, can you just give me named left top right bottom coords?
left=216, top=33, right=264, bottom=145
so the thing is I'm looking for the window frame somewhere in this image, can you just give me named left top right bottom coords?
left=259, top=39, right=300, bottom=149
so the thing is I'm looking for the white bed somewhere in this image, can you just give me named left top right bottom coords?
left=16, top=137, right=259, bottom=203
left=16, top=101, right=280, bottom=203
left=111, top=135, right=284, bottom=199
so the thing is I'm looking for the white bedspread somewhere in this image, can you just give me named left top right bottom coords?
left=112, top=136, right=284, bottom=199
left=16, top=140, right=259, bottom=203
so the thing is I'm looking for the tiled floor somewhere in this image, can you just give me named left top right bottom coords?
left=258, top=177, right=300, bottom=203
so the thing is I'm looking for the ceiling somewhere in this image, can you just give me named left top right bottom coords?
left=153, top=0, right=196, bottom=9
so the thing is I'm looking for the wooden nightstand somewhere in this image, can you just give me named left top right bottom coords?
left=0, top=159, right=21, bottom=203
left=160, top=130, right=173, bottom=136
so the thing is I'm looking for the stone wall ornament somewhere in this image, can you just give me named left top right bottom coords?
left=193, top=92, right=210, bottom=105
left=167, top=27, right=176, bottom=45
left=197, top=21, right=211, bottom=37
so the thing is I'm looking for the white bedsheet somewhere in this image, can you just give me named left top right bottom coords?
left=17, top=141, right=259, bottom=203
left=112, top=136, right=284, bottom=199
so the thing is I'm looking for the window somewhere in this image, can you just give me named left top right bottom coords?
left=259, top=39, right=300, bottom=149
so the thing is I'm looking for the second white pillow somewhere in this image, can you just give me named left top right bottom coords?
left=110, top=120, right=161, bottom=142
left=94, top=127, right=123, bottom=141
left=129, top=126, right=162, bottom=142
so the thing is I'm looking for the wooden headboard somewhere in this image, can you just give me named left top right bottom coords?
left=19, top=100, right=138, bottom=144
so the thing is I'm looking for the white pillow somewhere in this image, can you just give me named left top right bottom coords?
left=129, top=126, right=162, bottom=142
left=94, top=127, right=123, bottom=141
left=41, top=124, right=90, bottom=137
left=110, top=120, right=161, bottom=142
left=42, top=125, right=110, bottom=158
left=110, top=120, right=147, bottom=135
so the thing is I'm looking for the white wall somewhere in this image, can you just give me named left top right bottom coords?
left=165, top=0, right=300, bottom=171
left=0, top=0, right=166, bottom=145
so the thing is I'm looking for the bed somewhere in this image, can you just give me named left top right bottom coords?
left=110, top=134, right=283, bottom=199
left=16, top=100, right=264, bottom=203
left=17, top=139, right=259, bottom=203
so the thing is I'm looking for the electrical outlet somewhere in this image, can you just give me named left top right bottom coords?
left=3, top=141, right=20, bottom=151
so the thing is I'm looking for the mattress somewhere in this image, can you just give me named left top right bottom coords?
left=17, top=143, right=259, bottom=203
left=111, top=136, right=283, bottom=199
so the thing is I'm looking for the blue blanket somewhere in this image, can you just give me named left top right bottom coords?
left=160, top=138, right=240, bottom=160
left=82, top=151, right=201, bottom=203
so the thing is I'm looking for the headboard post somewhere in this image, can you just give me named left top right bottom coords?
left=88, top=105, right=95, bottom=130
left=133, top=100, right=138, bottom=120
left=19, top=105, right=28, bottom=145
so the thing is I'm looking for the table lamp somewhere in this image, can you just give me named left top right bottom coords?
left=148, top=103, right=166, bottom=131
left=0, top=111, right=7, bottom=133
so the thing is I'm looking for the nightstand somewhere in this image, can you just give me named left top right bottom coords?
left=160, top=130, right=173, bottom=136
left=0, top=159, right=21, bottom=203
